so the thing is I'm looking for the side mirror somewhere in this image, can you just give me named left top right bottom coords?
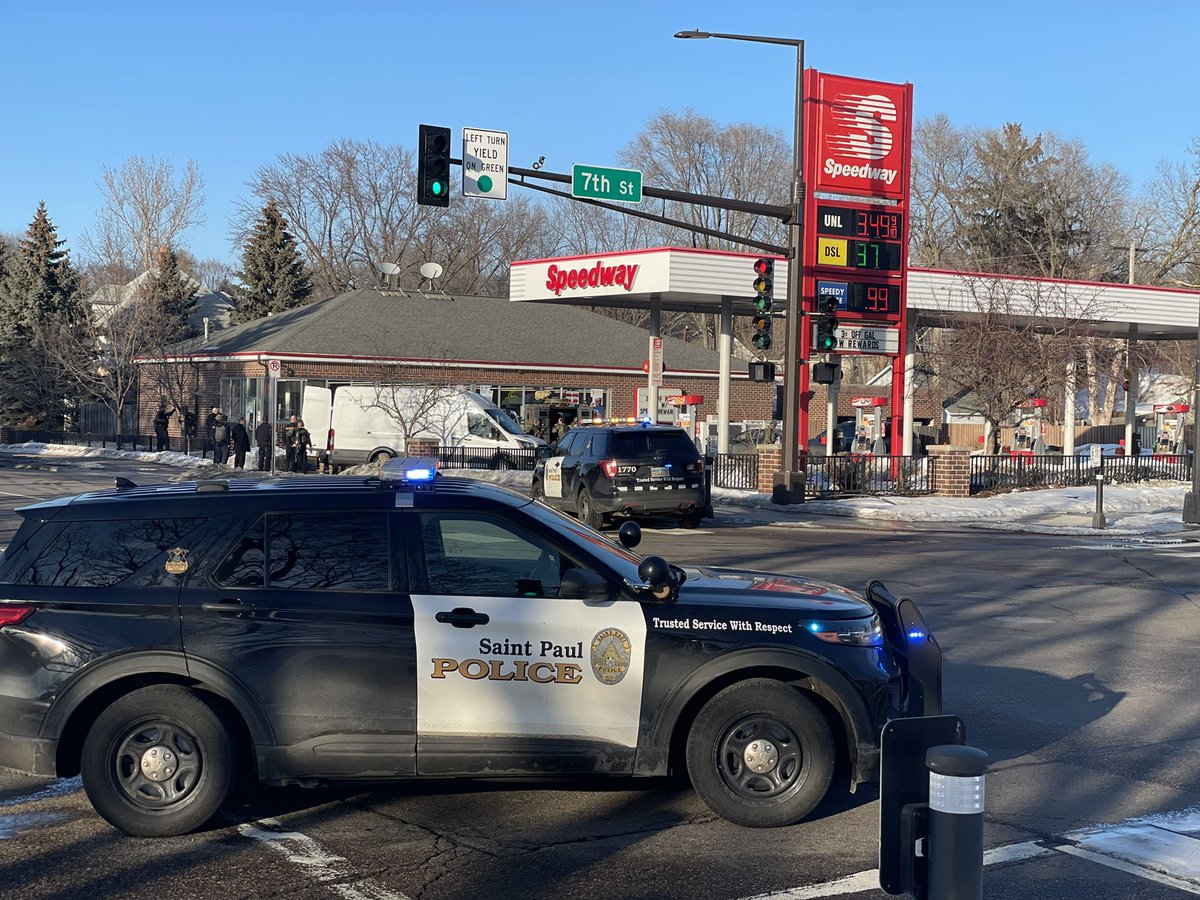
left=559, top=567, right=610, bottom=601
left=618, top=521, right=642, bottom=549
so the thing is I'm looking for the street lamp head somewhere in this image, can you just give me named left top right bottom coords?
left=674, top=29, right=711, bottom=39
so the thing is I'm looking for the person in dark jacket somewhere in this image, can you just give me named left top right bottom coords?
left=231, top=417, right=251, bottom=469
left=283, top=416, right=299, bottom=471
left=153, top=404, right=175, bottom=452
left=292, top=419, right=312, bottom=474
left=212, top=414, right=231, bottom=466
left=204, top=407, right=220, bottom=459
left=255, top=419, right=274, bottom=471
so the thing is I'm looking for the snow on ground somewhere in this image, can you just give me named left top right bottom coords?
left=1, top=442, right=1191, bottom=536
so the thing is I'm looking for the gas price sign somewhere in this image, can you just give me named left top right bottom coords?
left=817, top=280, right=900, bottom=316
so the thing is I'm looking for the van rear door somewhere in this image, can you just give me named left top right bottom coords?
left=302, top=386, right=332, bottom=453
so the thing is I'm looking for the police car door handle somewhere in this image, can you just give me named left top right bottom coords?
left=435, top=607, right=490, bottom=628
left=201, top=598, right=249, bottom=617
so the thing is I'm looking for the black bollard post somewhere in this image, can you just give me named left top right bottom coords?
left=926, top=744, right=988, bottom=900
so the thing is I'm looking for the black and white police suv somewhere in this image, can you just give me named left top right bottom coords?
left=0, top=459, right=939, bottom=836
left=533, top=422, right=707, bottom=529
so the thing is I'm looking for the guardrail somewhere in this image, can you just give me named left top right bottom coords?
left=970, top=453, right=1192, bottom=495
left=807, top=455, right=937, bottom=497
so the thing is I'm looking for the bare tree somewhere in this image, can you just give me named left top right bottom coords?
left=923, top=276, right=1102, bottom=452
left=83, top=156, right=206, bottom=272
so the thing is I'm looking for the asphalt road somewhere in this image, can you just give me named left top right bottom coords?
left=1, top=453, right=1198, bottom=899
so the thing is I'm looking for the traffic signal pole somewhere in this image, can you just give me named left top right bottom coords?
left=775, top=38, right=807, bottom=504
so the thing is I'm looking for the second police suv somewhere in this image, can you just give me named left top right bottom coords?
left=0, top=458, right=939, bottom=836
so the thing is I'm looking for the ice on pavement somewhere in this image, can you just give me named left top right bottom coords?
left=0, top=442, right=1190, bottom=536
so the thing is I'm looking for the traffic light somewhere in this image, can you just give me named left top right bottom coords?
left=814, top=295, right=839, bottom=352
left=752, top=258, right=773, bottom=350
left=417, top=124, right=452, bottom=207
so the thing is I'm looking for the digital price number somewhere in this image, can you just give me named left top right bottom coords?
left=814, top=204, right=904, bottom=272
left=817, top=281, right=901, bottom=316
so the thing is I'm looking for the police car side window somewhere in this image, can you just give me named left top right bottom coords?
left=214, top=513, right=390, bottom=591
left=18, top=518, right=205, bottom=588
left=415, top=512, right=579, bottom=598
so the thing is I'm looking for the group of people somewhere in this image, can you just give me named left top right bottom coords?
left=152, top=402, right=313, bottom=473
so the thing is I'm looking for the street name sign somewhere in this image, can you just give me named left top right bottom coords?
left=572, top=164, right=642, bottom=203
left=463, top=128, right=508, bottom=200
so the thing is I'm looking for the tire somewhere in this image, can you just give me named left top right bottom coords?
left=369, top=450, right=394, bottom=465
left=685, top=679, right=834, bottom=828
left=678, top=510, right=703, bottom=529
left=81, top=685, right=238, bottom=837
left=577, top=488, right=605, bottom=530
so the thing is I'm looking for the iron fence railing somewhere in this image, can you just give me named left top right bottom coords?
left=709, top=453, right=759, bottom=490
left=2, top=430, right=155, bottom=451
left=806, top=454, right=937, bottom=497
left=970, top=453, right=1192, bottom=495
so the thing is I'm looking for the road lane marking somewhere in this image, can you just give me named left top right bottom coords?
left=238, top=817, right=410, bottom=900
left=0, top=777, right=82, bottom=808
left=735, top=806, right=1200, bottom=900
left=1054, top=844, right=1200, bottom=894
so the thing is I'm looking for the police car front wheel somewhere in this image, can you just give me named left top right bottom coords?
left=81, top=685, right=238, bottom=837
left=686, top=679, right=834, bottom=828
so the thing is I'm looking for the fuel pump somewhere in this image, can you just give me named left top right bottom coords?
left=1011, top=398, right=1048, bottom=457
left=1152, top=403, right=1189, bottom=456
left=851, top=397, right=888, bottom=456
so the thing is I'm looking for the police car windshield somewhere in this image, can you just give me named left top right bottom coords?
left=487, top=409, right=527, bottom=436
left=520, top=498, right=644, bottom=576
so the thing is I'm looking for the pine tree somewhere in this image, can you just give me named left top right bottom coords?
left=0, top=201, right=84, bottom=344
left=145, top=246, right=199, bottom=342
left=233, top=200, right=314, bottom=324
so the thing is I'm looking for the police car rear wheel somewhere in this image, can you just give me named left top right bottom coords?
left=577, top=489, right=605, bottom=530
left=686, top=679, right=834, bottom=828
left=81, top=685, right=237, bottom=837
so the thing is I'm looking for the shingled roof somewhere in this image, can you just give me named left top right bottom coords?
left=182, top=288, right=728, bottom=373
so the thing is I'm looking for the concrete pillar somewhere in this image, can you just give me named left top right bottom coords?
left=903, top=327, right=916, bottom=456
left=718, top=297, right=732, bottom=454
left=1063, top=357, right=1077, bottom=456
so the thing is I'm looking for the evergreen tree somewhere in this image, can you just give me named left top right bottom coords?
left=145, top=246, right=199, bottom=342
left=0, top=201, right=84, bottom=344
left=233, top=200, right=313, bottom=324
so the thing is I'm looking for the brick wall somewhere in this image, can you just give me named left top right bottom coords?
left=926, top=445, right=972, bottom=497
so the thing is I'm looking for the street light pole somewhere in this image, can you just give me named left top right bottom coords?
left=1184, top=295, right=1200, bottom=524
left=675, top=29, right=807, bottom=503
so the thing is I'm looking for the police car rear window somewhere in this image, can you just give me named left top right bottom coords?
left=16, top=518, right=205, bottom=588
left=611, top=431, right=698, bottom=458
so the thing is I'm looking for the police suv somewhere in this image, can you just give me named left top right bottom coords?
left=533, top=422, right=707, bottom=529
left=0, top=460, right=939, bottom=836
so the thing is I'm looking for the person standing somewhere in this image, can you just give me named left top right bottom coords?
left=153, top=404, right=175, bottom=452
left=283, top=415, right=299, bottom=472
left=231, top=416, right=251, bottom=469
left=212, top=414, right=231, bottom=466
left=293, top=419, right=312, bottom=474
left=255, top=418, right=274, bottom=471
left=204, top=407, right=220, bottom=459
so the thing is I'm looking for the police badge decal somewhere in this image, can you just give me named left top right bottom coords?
left=590, top=628, right=632, bottom=685
left=164, top=548, right=190, bottom=575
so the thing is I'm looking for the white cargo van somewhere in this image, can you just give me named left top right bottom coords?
left=303, top=384, right=545, bottom=469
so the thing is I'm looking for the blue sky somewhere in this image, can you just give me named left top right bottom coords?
left=2, top=0, right=1196, bottom=268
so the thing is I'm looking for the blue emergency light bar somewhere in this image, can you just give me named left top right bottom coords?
left=380, top=457, right=439, bottom=484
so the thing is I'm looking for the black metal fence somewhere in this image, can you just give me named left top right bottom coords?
left=709, top=453, right=759, bottom=490
left=806, top=454, right=937, bottom=498
left=435, top=446, right=545, bottom=471
left=970, top=453, right=1192, bottom=495
left=1, top=429, right=155, bottom=451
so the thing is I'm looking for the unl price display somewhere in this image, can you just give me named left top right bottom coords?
left=818, top=280, right=901, bottom=316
